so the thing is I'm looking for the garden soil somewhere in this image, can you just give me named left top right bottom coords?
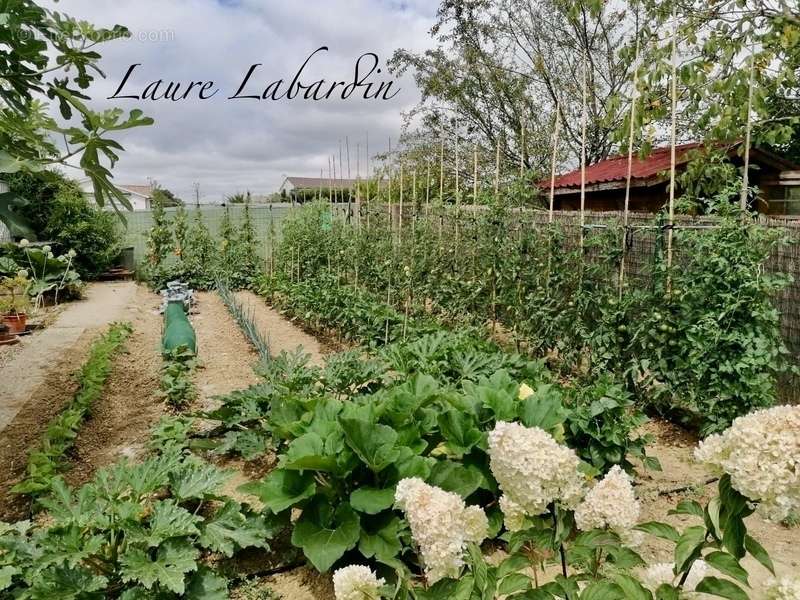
left=64, top=284, right=165, bottom=487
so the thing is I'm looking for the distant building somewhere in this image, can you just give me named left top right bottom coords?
left=278, top=176, right=358, bottom=199
left=78, top=179, right=153, bottom=211
left=538, top=142, right=800, bottom=215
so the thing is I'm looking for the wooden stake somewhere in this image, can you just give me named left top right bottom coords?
left=399, top=162, right=404, bottom=243
left=473, top=145, right=478, bottom=204
left=741, top=48, right=756, bottom=211
left=666, top=11, right=678, bottom=279
left=494, top=138, right=501, bottom=200
left=439, top=132, right=445, bottom=203
left=548, top=103, right=561, bottom=223
left=619, top=36, right=640, bottom=297
left=520, top=124, right=525, bottom=178
left=426, top=158, right=431, bottom=217
left=580, top=52, right=588, bottom=249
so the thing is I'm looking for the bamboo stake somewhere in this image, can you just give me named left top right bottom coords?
left=455, top=127, right=460, bottom=204
left=494, top=138, right=500, bottom=200
left=366, top=131, right=370, bottom=229
left=346, top=136, right=352, bottom=222
left=666, top=11, right=678, bottom=281
left=328, top=157, right=333, bottom=204
left=580, top=52, right=588, bottom=249
left=426, top=158, right=431, bottom=217
left=339, top=139, right=344, bottom=208
left=520, top=124, right=525, bottom=178
left=439, top=132, right=445, bottom=203
left=619, top=36, right=640, bottom=298
left=741, top=48, right=756, bottom=212
left=473, top=145, right=478, bottom=204
left=356, top=142, right=361, bottom=231
left=548, top=103, right=561, bottom=223
left=399, top=162, right=404, bottom=243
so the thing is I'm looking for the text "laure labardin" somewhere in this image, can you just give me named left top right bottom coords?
left=107, top=47, right=400, bottom=102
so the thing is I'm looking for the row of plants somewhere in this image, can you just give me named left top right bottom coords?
left=11, top=322, right=132, bottom=497
left=217, top=283, right=271, bottom=359
left=160, top=346, right=199, bottom=409
left=144, top=201, right=262, bottom=292
left=273, top=191, right=795, bottom=435
left=1, top=449, right=277, bottom=598
left=199, top=293, right=798, bottom=598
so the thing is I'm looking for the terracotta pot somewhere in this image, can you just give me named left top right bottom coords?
left=0, top=323, right=10, bottom=342
left=3, top=313, right=27, bottom=335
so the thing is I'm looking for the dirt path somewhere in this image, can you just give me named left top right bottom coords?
left=0, top=282, right=137, bottom=431
left=65, top=285, right=164, bottom=488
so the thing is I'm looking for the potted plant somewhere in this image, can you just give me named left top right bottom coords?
left=0, top=271, right=32, bottom=334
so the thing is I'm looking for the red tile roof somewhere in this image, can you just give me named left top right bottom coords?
left=543, top=142, right=711, bottom=190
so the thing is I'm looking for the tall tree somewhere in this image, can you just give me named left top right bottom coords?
left=390, top=0, right=636, bottom=179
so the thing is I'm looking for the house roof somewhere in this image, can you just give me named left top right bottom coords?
left=540, top=142, right=798, bottom=191
left=118, top=184, right=153, bottom=198
left=284, top=176, right=360, bottom=190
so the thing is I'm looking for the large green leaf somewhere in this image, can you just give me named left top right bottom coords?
left=358, top=513, right=403, bottom=561
left=518, top=384, right=568, bottom=431
left=427, top=460, right=483, bottom=498
left=703, top=551, right=749, bottom=585
left=350, top=486, right=396, bottom=514
left=280, top=432, right=340, bottom=472
left=340, top=417, right=400, bottom=473
left=135, top=500, right=201, bottom=547
left=438, top=409, right=483, bottom=456
left=238, top=469, right=316, bottom=514
left=169, top=462, right=229, bottom=501
left=120, top=539, right=199, bottom=594
left=290, top=497, right=360, bottom=572
left=198, top=501, right=271, bottom=557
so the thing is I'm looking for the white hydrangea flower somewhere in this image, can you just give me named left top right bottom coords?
left=518, top=383, right=534, bottom=400
left=394, top=477, right=488, bottom=584
left=764, top=575, right=800, bottom=600
left=333, top=565, right=385, bottom=600
left=498, top=494, right=526, bottom=532
left=694, top=405, right=800, bottom=522
left=16, top=269, right=28, bottom=279
left=18, top=239, right=29, bottom=248
left=574, top=465, right=640, bottom=544
left=67, top=249, right=77, bottom=258
left=640, top=560, right=708, bottom=596
left=42, top=245, right=51, bottom=254
left=488, top=421, right=585, bottom=517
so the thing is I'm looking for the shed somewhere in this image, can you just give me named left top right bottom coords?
left=539, top=142, right=800, bottom=215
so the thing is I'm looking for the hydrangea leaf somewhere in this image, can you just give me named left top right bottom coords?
left=518, top=384, right=568, bottom=431
left=198, top=501, right=271, bottom=557
left=290, top=497, right=360, bottom=572
left=358, top=513, right=402, bottom=561
left=238, top=469, right=316, bottom=514
left=427, top=460, right=483, bottom=498
left=349, top=486, right=395, bottom=514
left=339, top=417, right=400, bottom=473
left=437, top=409, right=483, bottom=457
left=120, top=539, right=199, bottom=594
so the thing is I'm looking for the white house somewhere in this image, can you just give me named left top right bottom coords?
left=78, top=179, right=153, bottom=211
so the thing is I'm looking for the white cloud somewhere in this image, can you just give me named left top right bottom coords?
left=40, top=0, right=435, bottom=202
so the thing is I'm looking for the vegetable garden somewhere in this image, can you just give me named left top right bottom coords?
left=1, top=192, right=799, bottom=599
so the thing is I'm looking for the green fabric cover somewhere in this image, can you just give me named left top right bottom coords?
left=162, top=301, right=196, bottom=353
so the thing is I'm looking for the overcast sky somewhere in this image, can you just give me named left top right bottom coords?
left=43, top=0, right=435, bottom=203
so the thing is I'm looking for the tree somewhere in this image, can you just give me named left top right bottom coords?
left=622, top=0, right=800, bottom=156
left=389, top=0, right=637, bottom=179
left=153, top=187, right=184, bottom=208
left=0, top=0, right=153, bottom=228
